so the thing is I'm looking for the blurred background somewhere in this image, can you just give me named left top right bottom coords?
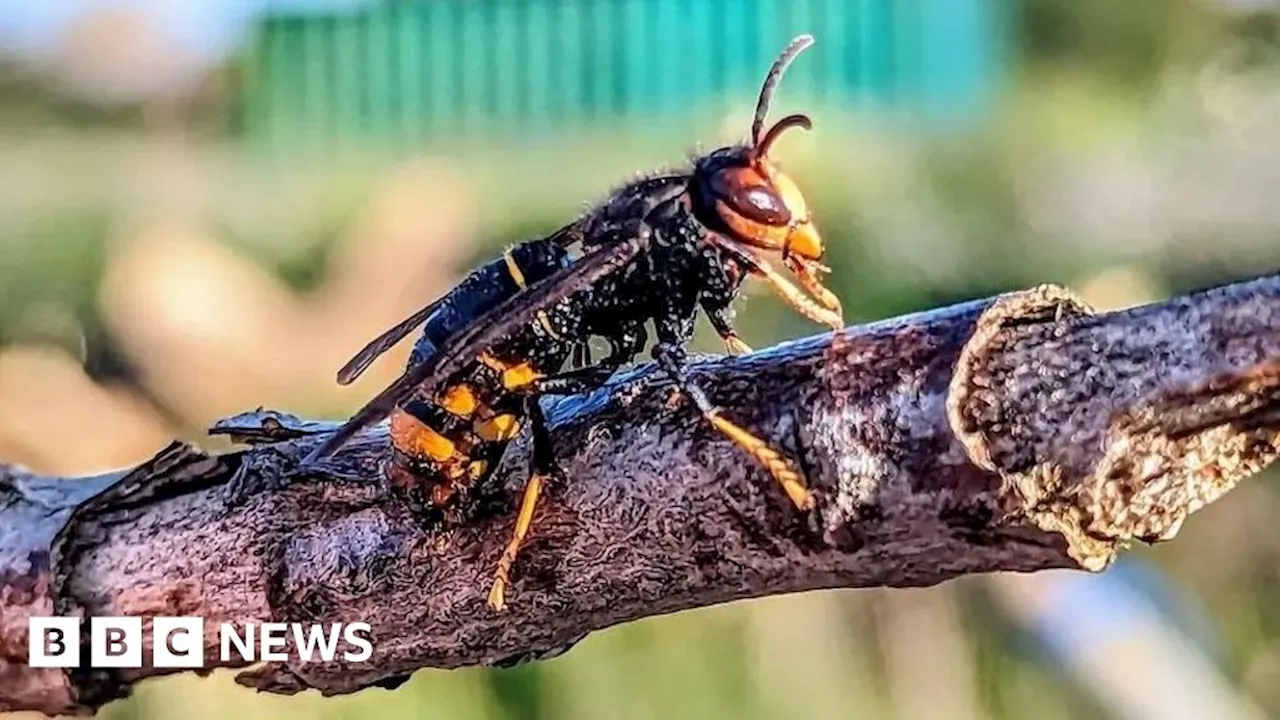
left=2, top=0, right=1280, bottom=718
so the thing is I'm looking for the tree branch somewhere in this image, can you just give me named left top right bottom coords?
left=2, top=275, right=1278, bottom=716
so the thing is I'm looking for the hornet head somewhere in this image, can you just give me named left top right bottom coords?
left=691, top=34, right=842, bottom=330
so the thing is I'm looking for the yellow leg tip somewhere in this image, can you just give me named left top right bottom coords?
left=777, top=471, right=816, bottom=511
left=487, top=581, right=508, bottom=611
left=704, top=411, right=816, bottom=512
left=484, top=472, right=546, bottom=613
left=791, top=489, right=816, bottom=512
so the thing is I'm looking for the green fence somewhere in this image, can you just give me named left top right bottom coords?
left=240, top=0, right=1007, bottom=147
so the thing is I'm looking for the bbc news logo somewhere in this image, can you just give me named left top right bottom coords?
left=29, top=617, right=373, bottom=668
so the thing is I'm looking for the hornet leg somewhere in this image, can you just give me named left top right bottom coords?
left=571, top=341, right=592, bottom=371
left=704, top=303, right=752, bottom=356
left=653, top=340, right=814, bottom=511
left=710, top=237, right=843, bottom=331
left=487, top=396, right=556, bottom=611
left=529, top=323, right=647, bottom=396
left=487, top=325, right=645, bottom=609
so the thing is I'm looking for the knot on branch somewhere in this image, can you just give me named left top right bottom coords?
left=947, top=283, right=1280, bottom=571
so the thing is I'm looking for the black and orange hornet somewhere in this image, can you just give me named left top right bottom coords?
left=305, top=35, right=843, bottom=610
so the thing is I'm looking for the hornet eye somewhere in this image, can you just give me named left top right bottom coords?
left=721, top=180, right=791, bottom=227
left=743, top=187, right=786, bottom=219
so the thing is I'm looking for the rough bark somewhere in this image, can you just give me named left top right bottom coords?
left=1, top=275, right=1278, bottom=716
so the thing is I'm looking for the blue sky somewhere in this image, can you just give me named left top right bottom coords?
left=0, top=0, right=372, bottom=62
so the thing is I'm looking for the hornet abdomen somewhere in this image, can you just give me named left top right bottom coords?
left=387, top=239, right=579, bottom=517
